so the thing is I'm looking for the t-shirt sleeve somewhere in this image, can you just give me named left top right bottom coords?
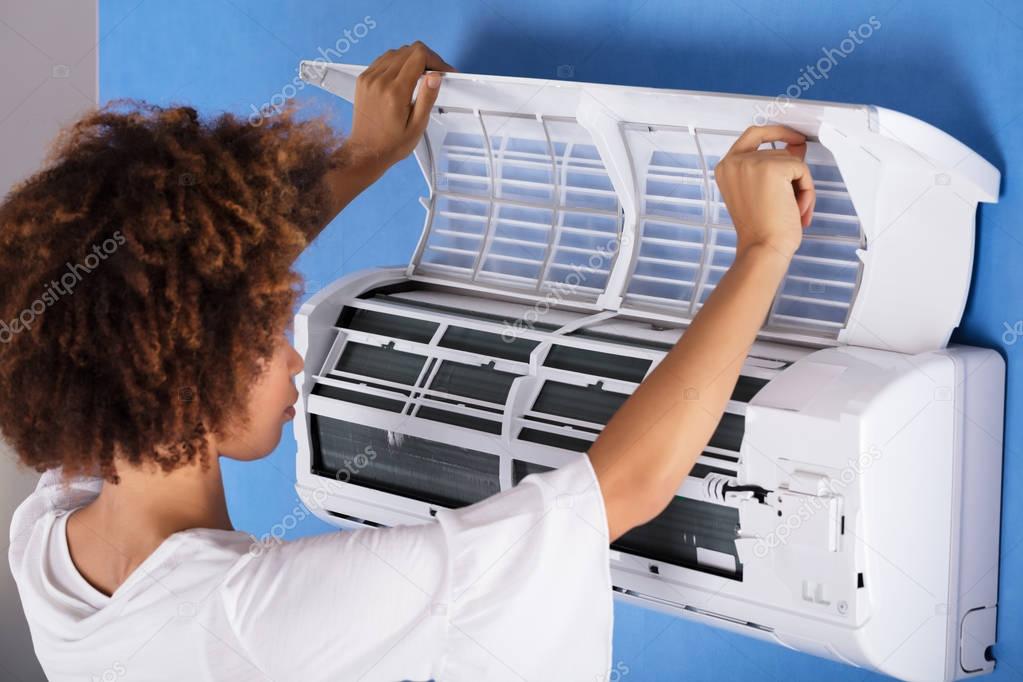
left=218, top=454, right=613, bottom=682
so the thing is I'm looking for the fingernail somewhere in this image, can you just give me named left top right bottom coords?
left=426, top=73, right=441, bottom=89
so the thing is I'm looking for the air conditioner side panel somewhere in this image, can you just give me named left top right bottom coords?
left=744, top=348, right=964, bottom=680
left=853, top=351, right=957, bottom=681
left=951, top=346, right=1004, bottom=679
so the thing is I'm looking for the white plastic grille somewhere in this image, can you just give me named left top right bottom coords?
left=416, top=110, right=622, bottom=301
left=622, top=125, right=864, bottom=338
left=417, top=114, right=863, bottom=339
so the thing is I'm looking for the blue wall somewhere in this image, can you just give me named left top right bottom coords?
left=100, top=1, right=1023, bottom=679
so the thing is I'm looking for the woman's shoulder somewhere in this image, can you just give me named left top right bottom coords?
left=9, top=467, right=98, bottom=567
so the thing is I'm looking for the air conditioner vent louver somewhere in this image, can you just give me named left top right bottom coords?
left=689, top=462, right=737, bottom=479
left=335, top=343, right=426, bottom=386
left=337, top=308, right=438, bottom=343
left=543, top=345, right=652, bottom=383
left=730, top=375, right=769, bottom=403
left=612, top=495, right=743, bottom=580
left=708, top=412, right=745, bottom=452
left=369, top=293, right=561, bottom=331
left=417, top=406, right=502, bottom=434
left=430, top=360, right=518, bottom=405
left=518, top=427, right=591, bottom=452
left=312, top=382, right=405, bottom=413
left=531, top=381, right=628, bottom=426
left=311, top=415, right=500, bottom=508
left=438, top=326, right=538, bottom=362
left=511, top=458, right=553, bottom=482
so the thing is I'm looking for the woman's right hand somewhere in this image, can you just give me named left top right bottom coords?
left=714, top=125, right=816, bottom=260
left=347, top=41, right=456, bottom=172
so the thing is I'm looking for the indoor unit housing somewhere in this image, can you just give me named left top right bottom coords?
left=292, top=62, right=1004, bottom=682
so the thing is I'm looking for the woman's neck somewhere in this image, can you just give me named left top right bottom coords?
left=105, top=454, right=232, bottom=531
left=66, top=449, right=232, bottom=596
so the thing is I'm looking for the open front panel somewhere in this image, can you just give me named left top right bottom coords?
left=302, top=61, right=999, bottom=355
left=417, top=109, right=622, bottom=302
left=620, top=125, right=864, bottom=338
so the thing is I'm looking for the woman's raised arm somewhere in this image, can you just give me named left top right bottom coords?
left=305, top=41, right=456, bottom=244
left=588, top=125, right=817, bottom=541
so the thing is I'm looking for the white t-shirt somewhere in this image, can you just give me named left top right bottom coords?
left=8, top=455, right=613, bottom=681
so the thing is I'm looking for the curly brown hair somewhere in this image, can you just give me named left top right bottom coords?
left=0, top=100, right=341, bottom=482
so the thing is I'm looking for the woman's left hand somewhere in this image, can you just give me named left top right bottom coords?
left=347, top=41, right=456, bottom=171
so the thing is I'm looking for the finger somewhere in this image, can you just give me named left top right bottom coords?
left=417, top=41, right=457, bottom=72
left=397, top=42, right=456, bottom=88
left=789, top=161, right=816, bottom=228
left=760, top=154, right=815, bottom=227
left=752, top=153, right=816, bottom=225
left=746, top=149, right=800, bottom=158
left=408, top=72, right=442, bottom=136
left=727, top=125, right=807, bottom=155
left=782, top=140, right=807, bottom=161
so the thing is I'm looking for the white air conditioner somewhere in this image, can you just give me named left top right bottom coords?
left=291, top=62, right=1004, bottom=682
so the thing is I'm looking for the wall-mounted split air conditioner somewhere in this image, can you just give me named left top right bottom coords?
left=291, top=62, right=1004, bottom=682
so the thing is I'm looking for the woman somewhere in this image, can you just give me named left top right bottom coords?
left=3, top=42, right=815, bottom=681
